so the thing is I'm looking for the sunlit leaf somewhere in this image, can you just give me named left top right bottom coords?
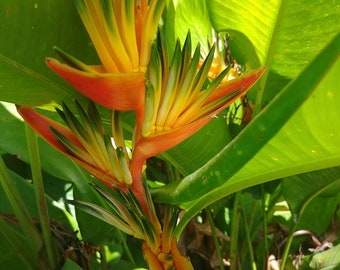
left=309, top=244, right=340, bottom=270
left=282, top=167, right=340, bottom=234
left=206, top=0, right=340, bottom=76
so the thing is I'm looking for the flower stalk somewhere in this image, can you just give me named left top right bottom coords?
left=25, top=124, right=57, bottom=268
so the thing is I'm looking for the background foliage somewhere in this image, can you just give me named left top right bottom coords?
left=0, top=0, right=339, bottom=269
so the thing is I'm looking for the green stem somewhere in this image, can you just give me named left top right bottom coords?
left=25, top=124, right=56, bottom=268
left=230, top=191, right=241, bottom=270
left=0, top=154, right=42, bottom=260
left=120, top=232, right=136, bottom=266
left=241, top=208, right=256, bottom=270
left=206, top=207, right=224, bottom=270
left=261, top=186, right=268, bottom=270
left=99, top=246, right=108, bottom=270
left=279, top=223, right=296, bottom=269
left=240, top=200, right=257, bottom=264
left=0, top=216, right=37, bottom=270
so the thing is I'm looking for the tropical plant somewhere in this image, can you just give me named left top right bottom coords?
left=0, top=0, right=339, bottom=269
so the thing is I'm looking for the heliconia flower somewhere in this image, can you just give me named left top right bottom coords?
left=142, top=238, right=193, bottom=270
left=131, top=32, right=266, bottom=179
left=68, top=182, right=162, bottom=251
left=17, top=101, right=133, bottom=188
left=68, top=182, right=193, bottom=270
left=46, top=0, right=166, bottom=111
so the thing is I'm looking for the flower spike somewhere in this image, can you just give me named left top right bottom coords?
left=18, top=101, right=133, bottom=187
left=46, top=0, right=166, bottom=111
left=68, top=182, right=162, bottom=252
left=75, top=0, right=166, bottom=72
left=131, top=31, right=265, bottom=179
left=68, top=183, right=192, bottom=269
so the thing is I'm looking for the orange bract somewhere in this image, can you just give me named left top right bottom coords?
left=46, top=58, right=145, bottom=111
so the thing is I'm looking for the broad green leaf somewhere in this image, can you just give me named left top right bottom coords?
left=206, top=0, right=279, bottom=67
left=206, top=0, right=340, bottom=76
left=61, top=259, right=83, bottom=270
left=309, top=243, right=340, bottom=269
left=282, top=167, right=340, bottom=234
left=296, top=195, right=339, bottom=234
left=160, top=116, right=231, bottom=174
left=0, top=0, right=98, bottom=106
left=269, top=1, right=340, bottom=78
left=175, top=0, right=212, bottom=47
left=215, top=53, right=340, bottom=198
left=282, top=167, right=340, bottom=214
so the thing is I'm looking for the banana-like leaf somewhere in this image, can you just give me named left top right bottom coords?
left=282, top=167, right=340, bottom=234
left=0, top=0, right=98, bottom=107
left=282, top=167, right=340, bottom=215
left=161, top=0, right=340, bottom=172
left=309, top=244, right=340, bottom=269
left=206, top=0, right=340, bottom=74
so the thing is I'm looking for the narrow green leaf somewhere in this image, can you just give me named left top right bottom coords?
left=53, top=47, right=97, bottom=73
left=25, top=124, right=56, bottom=267
left=0, top=155, right=42, bottom=257
left=68, top=199, right=134, bottom=236
left=0, top=0, right=98, bottom=106
left=0, top=216, right=37, bottom=269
